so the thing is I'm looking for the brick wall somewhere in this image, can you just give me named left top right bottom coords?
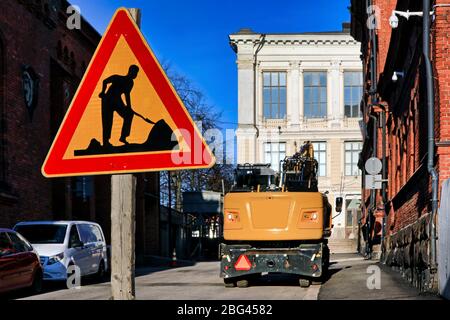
left=353, top=0, right=450, bottom=292
left=0, top=1, right=163, bottom=261
left=1, top=0, right=56, bottom=227
left=434, top=2, right=450, bottom=190
left=360, top=0, right=397, bottom=218
left=358, top=0, right=450, bottom=233
left=0, top=0, right=99, bottom=228
left=374, top=0, right=397, bottom=73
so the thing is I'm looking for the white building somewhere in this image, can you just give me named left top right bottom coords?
left=229, top=24, right=363, bottom=243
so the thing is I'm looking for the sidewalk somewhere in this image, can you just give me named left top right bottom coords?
left=137, top=255, right=196, bottom=269
left=319, top=253, right=440, bottom=300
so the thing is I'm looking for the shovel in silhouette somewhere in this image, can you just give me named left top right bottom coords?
left=132, top=109, right=155, bottom=125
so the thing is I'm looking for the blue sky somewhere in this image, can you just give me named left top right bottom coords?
left=73, top=0, right=352, bottom=130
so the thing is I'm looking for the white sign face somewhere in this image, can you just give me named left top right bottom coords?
left=365, top=157, right=382, bottom=175
left=365, top=174, right=382, bottom=190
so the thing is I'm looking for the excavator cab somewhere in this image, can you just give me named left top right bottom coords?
left=232, top=164, right=279, bottom=192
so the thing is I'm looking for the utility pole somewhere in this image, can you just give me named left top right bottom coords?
left=110, top=7, right=141, bottom=301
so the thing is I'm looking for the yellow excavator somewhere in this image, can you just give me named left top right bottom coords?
left=219, top=141, right=342, bottom=288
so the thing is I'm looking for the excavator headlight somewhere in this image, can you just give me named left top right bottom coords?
left=302, top=211, right=319, bottom=221
left=226, top=211, right=239, bottom=222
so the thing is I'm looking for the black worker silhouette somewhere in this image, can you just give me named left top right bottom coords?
left=100, top=65, right=139, bottom=147
left=74, top=65, right=179, bottom=157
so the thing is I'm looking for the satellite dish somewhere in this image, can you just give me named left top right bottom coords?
left=365, top=157, right=382, bottom=175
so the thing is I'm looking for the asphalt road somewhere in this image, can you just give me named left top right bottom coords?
left=19, top=261, right=320, bottom=300
left=11, top=253, right=437, bottom=300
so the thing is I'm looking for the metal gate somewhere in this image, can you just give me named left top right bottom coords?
left=439, top=179, right=450, bottom=299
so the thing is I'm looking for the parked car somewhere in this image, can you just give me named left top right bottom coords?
left=13, top=221, right=108, bottom=282
left=0, top=229, right=43, bottom=295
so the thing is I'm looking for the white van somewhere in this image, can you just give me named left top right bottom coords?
left=13, top=221, right=108, bottom=281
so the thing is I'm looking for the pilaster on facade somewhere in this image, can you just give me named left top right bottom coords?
left=236, top=127, right=257, bottom=164
left=237, top=60, right=255, bottom=129
left=329, top=60, right=342, bottom=129
left=289, top=60, right=301, bottom=130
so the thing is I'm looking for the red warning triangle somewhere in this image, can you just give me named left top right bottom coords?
left=42, top=8, right=215, bottom=177
left=234, top=255, right=252, bottom=271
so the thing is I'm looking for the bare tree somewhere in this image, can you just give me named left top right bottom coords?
left=159, top=64, right=234, bottom=211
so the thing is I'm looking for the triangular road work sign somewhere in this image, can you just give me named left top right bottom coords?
left=42, top=8, right=215, bottom=177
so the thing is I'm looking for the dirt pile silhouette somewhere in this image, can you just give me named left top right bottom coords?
left=74, top=119, right=178, bottom=156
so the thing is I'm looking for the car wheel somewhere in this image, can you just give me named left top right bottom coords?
left=96, top=260, right=106, bottom=281
left=31, top=270, right=43, bottom=294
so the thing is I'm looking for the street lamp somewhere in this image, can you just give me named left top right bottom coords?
left=392, top=71, right=404, bottom=82
left=388, top=7, right=443, bottom=29
left=389, top=10, right=431, bottom=29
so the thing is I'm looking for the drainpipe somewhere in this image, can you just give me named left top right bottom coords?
left=365, top=0, right=379, bottom=258
left=368, top=114, right=378, bottom=257
left=423, top=0, right=438, bottom=272
left=371, top=103, right=388, bottom=242
left=253, top=34, right=266, bottom=142
left=381, top=110, right=387, bottom=240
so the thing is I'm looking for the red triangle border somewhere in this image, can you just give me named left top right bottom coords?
left=42, top=8, right=215, bottom=177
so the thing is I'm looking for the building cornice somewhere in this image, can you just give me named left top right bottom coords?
left=229, top=34, right=359, bottom=47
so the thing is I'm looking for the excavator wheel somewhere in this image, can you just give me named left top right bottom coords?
left=299, top=278, right=311, bottom=288
left=223, top=278, right=236, bottom=288
left=236, top=279, right=250, bottom=288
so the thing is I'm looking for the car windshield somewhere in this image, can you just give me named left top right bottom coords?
left=15, top=225, right=67, bottom=244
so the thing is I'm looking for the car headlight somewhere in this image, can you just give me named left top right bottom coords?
left=47, top=253, right=64, bottom=265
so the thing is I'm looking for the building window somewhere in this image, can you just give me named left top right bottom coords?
left=344, top=72, right=363, bottom=118
left=304, top=72, right=327, bottom=119
left=264, top=142, right=286, bottom=172
left=345, top=142, right=362, bottom=176
left=263, top=72, right=286, bottom=119
left=312, top=142, right=327, bottom=177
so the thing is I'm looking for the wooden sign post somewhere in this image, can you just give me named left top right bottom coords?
left=111, top=174, right=137, bottom=300
left=110, top=8, right=141, bottom=301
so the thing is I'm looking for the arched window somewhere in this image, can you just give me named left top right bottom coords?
left=0, top=32, right=6, bottom=187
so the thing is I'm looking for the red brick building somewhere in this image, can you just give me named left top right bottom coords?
left=0, top=0, right=163, bottom=259
left=351, top=0, right=450, bottom=291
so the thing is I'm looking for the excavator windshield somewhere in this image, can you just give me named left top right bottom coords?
left=231, top=142, right=319, bottom=193
left=231, top=164, right=279, bottom=192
